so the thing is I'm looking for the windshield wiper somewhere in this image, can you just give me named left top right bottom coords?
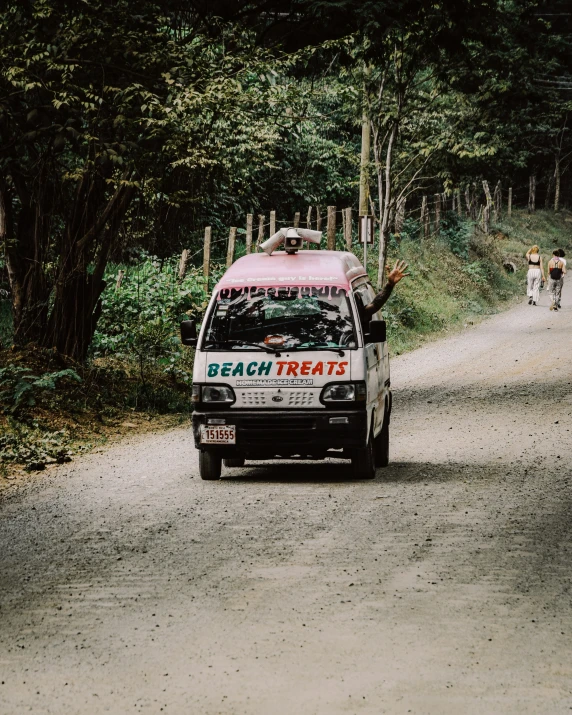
left=204, top=340, right=281, bottom=355
left=288, top=344, right=346, bottom=357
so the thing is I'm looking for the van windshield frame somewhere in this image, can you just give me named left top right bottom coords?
left=201, top=286, right=358, bottom=352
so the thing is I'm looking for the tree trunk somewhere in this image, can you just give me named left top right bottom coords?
left=394, top=197, right=405, bottom=238
left=419, top=196, right=428, bottom=240
left=41, top=178, right=135, bottom=360
left=554, top=158, right=561, bottom=212
left=344, top=208, right=352, bottom=251
left=528, top=175, right=536, bottom=213
left=245, top=214, right=253, bottom=254
left=376, top=123, right=397, bottom=289
left=327, top=206, right=336, bottom=250
left=545, top=174, right=554, bottom=210
left=2, top=176, right=51, bottom=345
left=493, top=181, right=501, bottom=223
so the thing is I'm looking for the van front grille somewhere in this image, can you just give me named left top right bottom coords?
left=238, top=416, right=316, bottom=444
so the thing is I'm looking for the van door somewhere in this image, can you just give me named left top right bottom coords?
left=353, top=282, right=384, bottom=436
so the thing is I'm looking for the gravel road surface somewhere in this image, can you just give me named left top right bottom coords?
left=1, top=295, right=571, bottom=714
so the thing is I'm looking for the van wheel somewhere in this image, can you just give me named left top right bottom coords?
left=352, top=431, right=376, bottom=479
left=199, top=450, right=222, bottom=480
left=223, top=457, right=245, bottom=468
left=374, top=417, right=390, bottom=468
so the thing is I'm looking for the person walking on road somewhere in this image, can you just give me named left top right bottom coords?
left=547, top=250, right=566, bottom=311
left=556, top=249, right=566, bottom=308
left=525, top=245, right=545, bottom=306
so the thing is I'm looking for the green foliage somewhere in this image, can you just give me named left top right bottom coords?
left=0, top=300, right=12, bottom=347
left=92, top=257, right=212, bottom=356
left=0, top=365, right=81, bottom=414
left=440, top=212, right=472, bottom=259
left=0, top=420, right=73, bottom=468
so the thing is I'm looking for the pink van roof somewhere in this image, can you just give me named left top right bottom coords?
left=215, top=250, right=367, bottom=292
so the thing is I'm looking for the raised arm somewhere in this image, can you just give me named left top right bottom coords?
left=363, top=260, right=409, bottom=317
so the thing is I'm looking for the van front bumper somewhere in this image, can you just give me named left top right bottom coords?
left=192, top=409, right=368, bottom=459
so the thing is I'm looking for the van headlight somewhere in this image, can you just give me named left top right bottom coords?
left=192, top=384, right=236, bottom=405
left=320, top=382, right=366, bottom=404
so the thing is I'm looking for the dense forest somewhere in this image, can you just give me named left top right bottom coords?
left=1, top=0, right=571, bottom=362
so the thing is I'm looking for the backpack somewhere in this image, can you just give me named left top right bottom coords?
left=550, top=259, right=563, bottom=280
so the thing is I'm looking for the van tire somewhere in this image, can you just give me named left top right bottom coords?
left=223, top=457, right=245, bottom=468
left=352, top=431, right=376, bottom=479
left=199, top=450, right=222, bottom=480
left=374, top=418, right=390, bottom=468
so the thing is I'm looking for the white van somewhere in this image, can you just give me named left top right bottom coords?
left=181, top=229, right=391, bottom=480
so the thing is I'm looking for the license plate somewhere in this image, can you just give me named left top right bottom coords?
left=200, top=425, right=236, bottom=444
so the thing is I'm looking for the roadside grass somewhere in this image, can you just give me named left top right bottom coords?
left=2, top=208, right=572, bottom=475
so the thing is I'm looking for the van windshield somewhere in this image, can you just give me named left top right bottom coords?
left=203, top=287, right=356, bottom=350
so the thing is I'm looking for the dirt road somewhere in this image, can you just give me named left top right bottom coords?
left=1, top=295, right=571, bottom=714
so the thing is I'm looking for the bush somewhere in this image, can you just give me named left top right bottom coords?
left=92, top=254, right=215, bottom=357
left=441, top=211, right=472, bottom=259
left=0, top=299, right=12, bottom=348
left=0, top=420, right=74, bottom=468
left=0, top=365, right=81, bottom=414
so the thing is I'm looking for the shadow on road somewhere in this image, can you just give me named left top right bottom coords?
left=221, top=459, right=495, bottom=484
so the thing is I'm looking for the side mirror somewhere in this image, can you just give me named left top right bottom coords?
left=180, top=320, right=198, bottom=347
left=367, top=319, right=386, bottom=343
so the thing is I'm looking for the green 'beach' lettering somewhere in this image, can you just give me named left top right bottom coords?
left=208, top=363, right=220, bottom=377
left=221, top=362, right=232, bottom=376
left=246, top=362, right=257, bottom=376
left=232, top=363, right=244, bottom=376
left=258, top=361, right=272, bottom=375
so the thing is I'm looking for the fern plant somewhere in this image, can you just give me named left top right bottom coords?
left=0, top=366, right=81, bottom=414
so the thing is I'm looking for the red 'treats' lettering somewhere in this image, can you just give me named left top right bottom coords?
left=300, top=361, right=312, bottom=375
left=311, top=362, right=324, bottom=375
left=276, top=361, right=287, bottom=375
left=336, top=361, right=348, bottom=375
left=286, top=361, right=299, bottom=376
left=326, top=361, right=337, bottom=375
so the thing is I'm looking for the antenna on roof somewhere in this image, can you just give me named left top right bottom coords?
left=260, top=227, right=322, bottom=255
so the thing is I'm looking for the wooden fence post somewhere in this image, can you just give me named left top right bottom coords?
left=465, top=185, right=471, bottom=217
left=344, top=207, right=352, bottom=250
left=245, top=214, right=253, bottom=254
left=483, top=205, right=490, bottom=234
left=203, top=226, right=211, bottom=279
left=256, top=214, right=265, bottom=251
left=270, top=210, right=276, bottom=236
left=493, top=181, right=501, bottom=222
left=456, top=188, right=462, bottom=216
left=293, top=211, right=300, bottom=228
left=528, top=175, right=536, bottom=213
left=508, top=187, right=512, bottom=217
left=178, top=249, right=188, bottom=281
left=434, top=193, right=441, bottom=236
left=226, top=227, right=237, bottom=268
left=451, top=193, right=456, bottom=213
left=327, top=206, right=336, bottom=250
left=482, top=180, right=492, bottom=208
left=420, top=196, right=428, bottom=240
left=316, top=205, right=322, bottom=232
left=306, top=206, right=312, bottom=229
left=115, top=269, right=125, bottom=291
